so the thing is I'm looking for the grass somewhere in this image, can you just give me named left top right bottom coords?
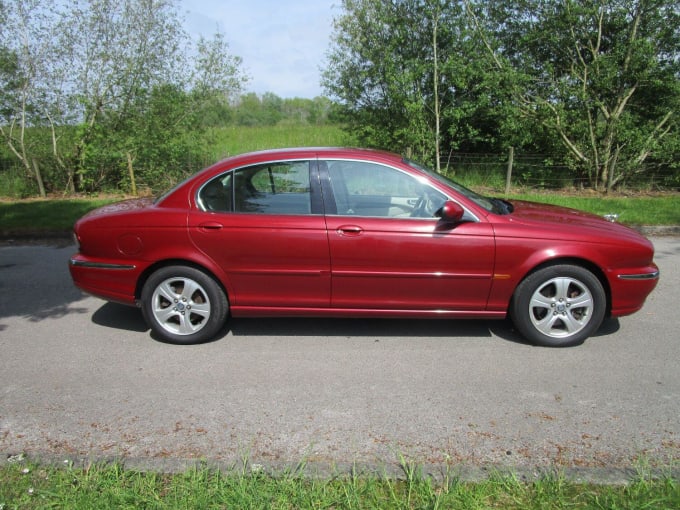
left=1, top=460, right=678, bottom=509
left=205, top=124, right=352, bottom=161
left=507, top=193, right=680, bottom=226
left=0, top=197, right=118, bottom=234
left=1, top=191, right=678, bottom=236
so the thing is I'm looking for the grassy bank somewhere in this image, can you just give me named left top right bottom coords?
left=1, top=192, right=678, bottom=236
left=1, top=461, right=678, bottom=509
left=205, top=124, right=351, bottom=161
left=0, top=198, right=118, bottom=234
left=508, top=193, right=680, bottom=226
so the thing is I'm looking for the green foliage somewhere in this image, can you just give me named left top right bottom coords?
left=0, top=0, right=249, bottom=196
left=481, top=0, right=680, bottom=190
left=323, top=0, right=527, bottom=163
left=324, top=0, right=680, bottom=190
left=0, top=198, right=117, bottom=232
left=205, top=124, right=349, bottom=161
left=75, top=84, right=206, bottom=194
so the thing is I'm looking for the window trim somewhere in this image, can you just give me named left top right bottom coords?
left=196, top=158, right=322, bottom=215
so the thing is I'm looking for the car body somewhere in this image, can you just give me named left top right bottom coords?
left=69, top=147, right=659, bottom=346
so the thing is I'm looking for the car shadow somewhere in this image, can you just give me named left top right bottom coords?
left=91, top=302, right=148, bottom=333
left=91, top=302, right=620, bottom=346
left=91, top=302, right=523, bottom=344
left=229, top=316, right=501, bottom=339
left=0, top=244, right=91, bottom=332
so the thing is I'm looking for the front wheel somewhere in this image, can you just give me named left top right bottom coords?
left=141, top=265, right=228, bottom=344
left=510, top=265, right=606, bottom=347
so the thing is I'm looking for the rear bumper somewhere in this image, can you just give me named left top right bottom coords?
left=69, top=255, right=141, bottom=306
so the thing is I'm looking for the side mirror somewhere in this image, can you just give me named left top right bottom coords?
left=437, top=201, right=465, bottom=224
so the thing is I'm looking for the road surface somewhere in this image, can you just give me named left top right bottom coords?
left=1, top=237, right=678, bottom=479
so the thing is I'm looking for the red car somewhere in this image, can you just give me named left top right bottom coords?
left=69, top=147, right=659, bottom=347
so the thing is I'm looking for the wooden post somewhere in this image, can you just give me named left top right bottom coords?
left=127, top=152, right=137, bottom=196
left=505, top=146, right=514, bottom=196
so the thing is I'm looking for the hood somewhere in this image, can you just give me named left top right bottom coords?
left=506, top=200, right=645, bottom=240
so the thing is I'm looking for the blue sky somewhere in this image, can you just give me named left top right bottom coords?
left=180, top=0, right=338, bottom=98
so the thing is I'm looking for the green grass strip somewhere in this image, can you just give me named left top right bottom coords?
left=1, top=193, right=678, bottom=236
left=1, top=461, right=678, bottom=509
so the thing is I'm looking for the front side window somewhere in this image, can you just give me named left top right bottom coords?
left=198, top=161, right=312, bottom=214
left=326, top=160, right=447, bottom=218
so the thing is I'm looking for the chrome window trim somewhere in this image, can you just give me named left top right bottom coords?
left=196, top=157, right=314, bottom=213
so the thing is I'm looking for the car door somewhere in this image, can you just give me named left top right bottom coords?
left=320, top=159, right=495, bottom=312
left=189, top=160, right=331, bottom=309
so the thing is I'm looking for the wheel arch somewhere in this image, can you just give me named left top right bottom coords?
left=509, top=258, right=610, bottom=347
left=514, top=257, right=612, bottom=316
left=510, top=257, right=612, bottom=317
left=134, top=258, right=230, bottom=305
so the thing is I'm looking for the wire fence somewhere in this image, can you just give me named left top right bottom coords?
left=1, top=150, right=678, bottom=198
left=440, top=151, right=680, bottom=193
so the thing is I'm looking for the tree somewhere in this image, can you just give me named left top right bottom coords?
left=192, top=30, right=249, bottom=128
left=323, top=0, right=521, bottom=168
left=1, top=0, right=248, bottom=194
left=324, top=0, right=440, bottom=162
left=0, top=0, right=64, bottom=196
left=61, top=0, right=191, bottom=190
left=466, top=0, right=680, bottom=190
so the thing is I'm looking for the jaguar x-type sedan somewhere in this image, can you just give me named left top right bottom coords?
left=69, top=147, right=659, bottom=347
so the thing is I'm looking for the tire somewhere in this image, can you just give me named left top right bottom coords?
left=141, top=265, right=228, bottom=344
left=510, top=265, right=606, bottom=347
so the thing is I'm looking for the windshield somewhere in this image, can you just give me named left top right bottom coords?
left=404, top=158, right=510, bottom=215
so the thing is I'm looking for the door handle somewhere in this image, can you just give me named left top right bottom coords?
left=337, top=225, right=363, bottom=236
left=198, top=221, right=223, bottom=231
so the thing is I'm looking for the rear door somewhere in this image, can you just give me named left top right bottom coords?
left=189, top=159, right=331, bottom=309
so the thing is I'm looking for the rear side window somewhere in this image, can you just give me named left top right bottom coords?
left=198, top=174, right=233, bottom=212
left=198, top=161, right=312, bottom=215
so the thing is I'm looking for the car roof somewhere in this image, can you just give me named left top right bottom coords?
left=215, top=147, right=405, bottom=167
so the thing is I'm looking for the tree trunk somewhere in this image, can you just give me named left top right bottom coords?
left=31, top=158, right=46, bottom=198
left=127, top=152, right=137, bottom=196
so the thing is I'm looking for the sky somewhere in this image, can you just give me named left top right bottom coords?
left=180, top=0, right=338, bottom=99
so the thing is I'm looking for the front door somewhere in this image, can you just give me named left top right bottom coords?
left=321, top=160, right=495, bottom=311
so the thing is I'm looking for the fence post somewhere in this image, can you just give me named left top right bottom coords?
left=127, top=152, right=137, bottom=196
left=505, top=146, right=514, bottom=196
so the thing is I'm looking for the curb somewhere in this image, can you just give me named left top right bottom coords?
left=4, top=451, right=679, bottom=485
left=635, top=225, right=680, bottom=236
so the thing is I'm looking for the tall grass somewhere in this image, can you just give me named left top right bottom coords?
left=203, top=124, right=351, bottom=162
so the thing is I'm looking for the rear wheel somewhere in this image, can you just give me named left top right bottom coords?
left=141, top=265, right=228, bottom=344
left=511, top=265, right=606, bottom=347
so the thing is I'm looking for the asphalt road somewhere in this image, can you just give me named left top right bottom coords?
left=1, top=237, right=678, bottom=479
